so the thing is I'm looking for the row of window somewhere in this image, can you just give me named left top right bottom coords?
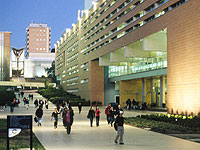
left=82, top=0, right=188, bottom=56
left=67, top=53, right=78, bottom=62
left=66, top=89, right=79, bottom=93
left=81, top=0, right=143, bottom=42
left=66, top=76, right=79, bottom=83
left=80, top=0, right=147, bottom=53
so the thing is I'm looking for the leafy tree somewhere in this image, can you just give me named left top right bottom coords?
left=45, top=61, right=56, bottom=83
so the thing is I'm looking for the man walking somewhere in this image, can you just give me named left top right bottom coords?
left=114, top=111, right=124, bottom=145
left=35, top=105, right=43, bottom=126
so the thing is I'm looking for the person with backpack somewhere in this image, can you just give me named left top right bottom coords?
left=105, top=104, right=111, bottom=125
left=35, top=105, right=43, bottom=126
left=87, top=106, right=95, bottom=127
left=96, top=106, right=101, bottom=126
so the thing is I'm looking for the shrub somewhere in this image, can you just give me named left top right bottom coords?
left=0, top=87, right=15, bottom=105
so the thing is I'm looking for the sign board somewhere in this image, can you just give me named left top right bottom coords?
left=7, top=115, right=33, bottom=150
left=8, top=115, right=32, bottom=129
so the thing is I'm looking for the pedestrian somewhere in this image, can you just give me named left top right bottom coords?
left=105, top=104, right=111, bottom=125
left=35, top=105, right=43, bottom=126
left=51, top=108, right=59, bottom=129
left=114, top=111, right=124, bottom=145
left=23, top=97, right=26, bottom=105
left=34, top=99, right=38, bottom=108
left=95, top=106, right=101, bottom=126
left=63, top=107, right=73, bottom=134
left=132, top=98, right=137, bottom=110
left=78, top=102, right=82, bottom=114
left=45, top=100, right=49, bottom=109
left=115, top=105, right=123, bottom=116
left=87, top=106, right=95, bottom=127
left=110, top=107, right=115, bottom=127
left=25, top=98, right=29, bottom=110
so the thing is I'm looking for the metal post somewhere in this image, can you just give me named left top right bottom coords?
left=30, top=115, right=33, bottom=150
left=7, top=116, right=9, bottom=150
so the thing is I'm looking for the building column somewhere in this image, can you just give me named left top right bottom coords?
left=160, top=75, right=165, bottom=108
left=150, top=78, right=154, bottom=104
left=142, top=78, right=146, bottom=104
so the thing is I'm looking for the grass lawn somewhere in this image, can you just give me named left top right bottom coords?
left=0, top=119, right=45, bottom=150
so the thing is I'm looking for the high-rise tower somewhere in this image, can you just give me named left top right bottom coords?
left=25, top=23, right=51, bottom=57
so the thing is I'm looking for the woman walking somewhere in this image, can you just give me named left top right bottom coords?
left=51, top=108, right=59, bottom=129
left=87, top=106, right=95, bottom=127
left=63, top=107, right=74, bottom=134
left=95, top=106, right=101, bottom=126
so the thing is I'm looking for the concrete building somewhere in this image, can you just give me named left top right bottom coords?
left=55, top=0, right=200, bottom=116
left=24, top=23, right=54, bottom=78
left=0, top=32, right=11, bottom=81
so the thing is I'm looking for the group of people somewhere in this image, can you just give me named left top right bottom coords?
left=34, top=99, right=49, bottom=109
left=50, top=101, right=74, bottom=134
left=35, top=99, right=125, bottom=144
left=126, top=98, right=141, bottom=110
left=87, top=104, right=124, bottom=144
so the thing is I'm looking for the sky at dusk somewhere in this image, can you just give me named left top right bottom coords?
left=0, top=0, right=84, bottom=49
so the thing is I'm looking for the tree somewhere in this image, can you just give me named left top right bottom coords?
left=0, top=87, right=15, bottom=105
left=45, top=61, right=56, bottom=83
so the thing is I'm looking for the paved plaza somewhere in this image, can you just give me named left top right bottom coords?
left=1, top=92, right=200, bottom=150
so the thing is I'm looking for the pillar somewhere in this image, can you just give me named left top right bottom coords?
left=160, top=75, right=165, bottom=108
left=142, top=78, right=146, bottom=104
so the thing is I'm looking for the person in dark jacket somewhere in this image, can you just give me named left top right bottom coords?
left=63, top=107, right=74, bottom=134
left=115, top=105, right=123, bottom=116
left=51, top=108, right=59, bottom=129
left=114, top=111, right=124, bottom=145
left=105, top=104, right=111, bottom=125
left=78, top=102, right=82, bottom=114
left=35, top=106, right=43, bottom=126
left=87, top=106, right=95, bottom=127
left=109, top=107, right=115, bottom=127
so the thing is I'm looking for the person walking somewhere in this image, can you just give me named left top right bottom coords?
left=105, top=104, right=111, bottom=125
left=114, top=111, right=124, bottom=145
left=51, top=108, right=59, bottom=129
left=63, top=107, right=73, bottom=134
left=110, top=107, right=115, bottom=127
left=95, top=106, right=101, bottom=126
left=34, top=99, right=38, bottom=108
left=25, top=98, right=29, bottom=110
left=78, top=102, right=82, bottom=114
left=87, top=106, right=95, bottom=127
left=35, top=105, right=43, bottom=126
left=115, top=105, right=123, bottom=116
left=45, top=100, right=49, bottom=109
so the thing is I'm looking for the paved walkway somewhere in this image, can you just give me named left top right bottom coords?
left=1, top=92, right=200, bottom=150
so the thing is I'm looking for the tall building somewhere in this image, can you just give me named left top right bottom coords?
left=24, top=23, right=54, bottom=78
left=55, top=0, right=200, bottom=115
left=0, top=32, right=11, bottom=81
left=25, top=23, right=51, bottom=57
